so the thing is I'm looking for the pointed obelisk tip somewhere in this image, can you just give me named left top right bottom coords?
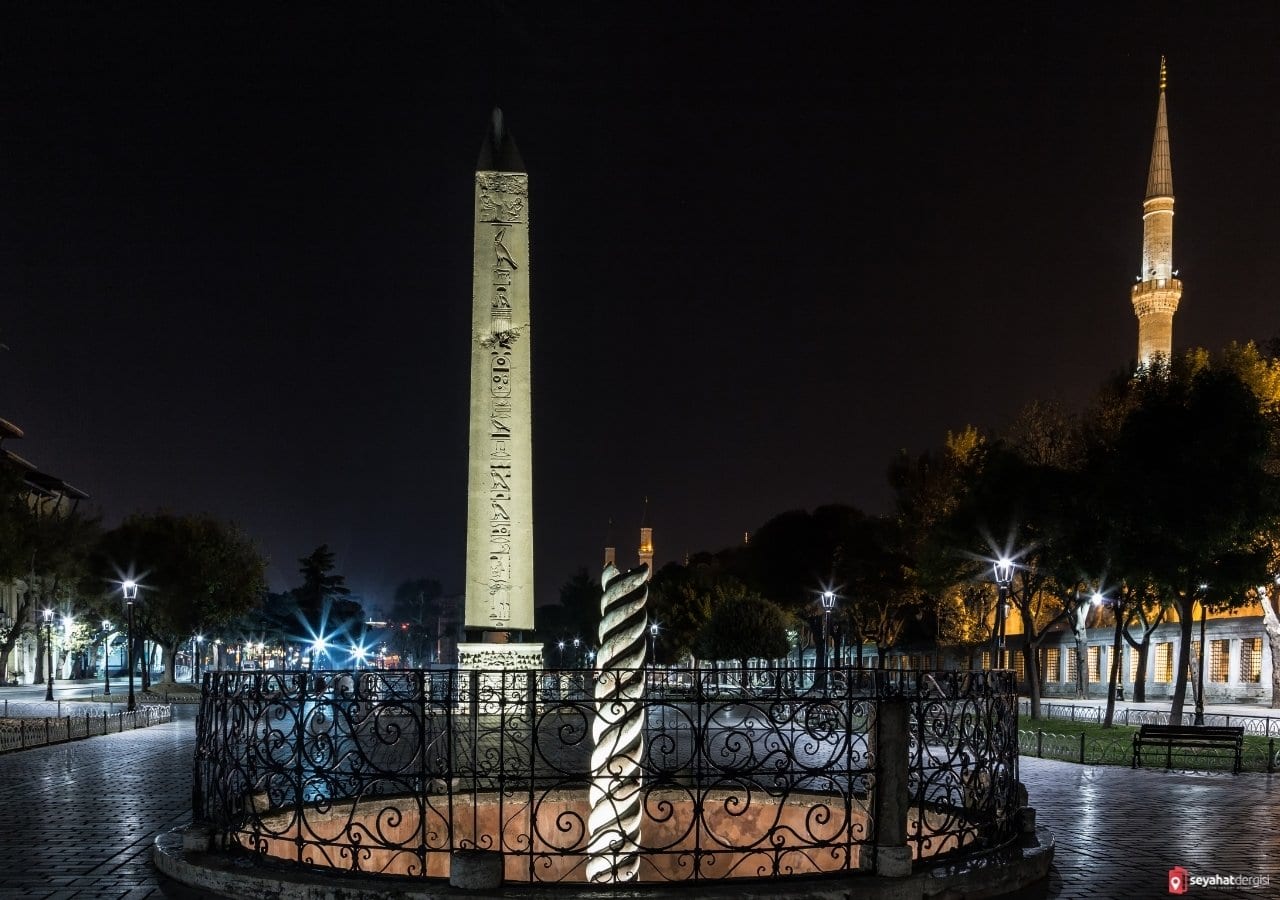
left=1159, top=56, right=1167, bottom=92
left=477, top=106, right=524, bottom=172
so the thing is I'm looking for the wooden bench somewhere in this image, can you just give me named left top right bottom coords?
left=1132, top=723, right=1244, bottom=774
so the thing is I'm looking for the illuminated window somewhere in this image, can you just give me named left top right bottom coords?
left=1066, top=649, right=1078, bottom=683
left=1129, top=647, right=1141, bottom=683
left=1155, top=643, right=1173, bottom=683
left=1209, top=640, right=1230, bottom=683
left=1087, top=646, right=1102, bottom=683
left=1241, top=639, right=1262, bottom=683
left=1044, top=647, right=1060, bottom=682
left=1014, top=651, right=1026, bottom=681
left=981, top=651, right=992, bottom=670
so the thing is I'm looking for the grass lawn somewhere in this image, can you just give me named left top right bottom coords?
left=1018, top=717, right=1275, bottom=772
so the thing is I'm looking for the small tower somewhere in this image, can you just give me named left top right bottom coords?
left=603, top=518, right=616, bottom=569
left=638, top=498, right=654, bottom=574
left=1130, top=57, right=1182, bottom=366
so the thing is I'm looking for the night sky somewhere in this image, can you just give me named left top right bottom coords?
left=3, top=5, right=1278, bottom=612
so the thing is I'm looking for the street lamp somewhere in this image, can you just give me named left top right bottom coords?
left=102, top=619, right=112, bottom=696
left=194, top=634, right=204, bottom=685
left=821, top=590, right=836, bottom=684
left=649, top=621, right=659, bottom=664
left=557, top=640, right=565, bottom=668
left=123, top=580, right=138, bottom=712
left=309, top=636, right=327, bottom=670
left=992, top=558, right=1014, bottom=665
left=42, top=608, right=54, bottom=702
left=573, top=636, right=581, bottom=667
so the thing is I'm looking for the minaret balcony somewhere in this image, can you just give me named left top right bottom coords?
left=1130, top=277, right=1182, bottom=316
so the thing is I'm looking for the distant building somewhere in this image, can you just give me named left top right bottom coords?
left=0, top=417, right=90, bottom=685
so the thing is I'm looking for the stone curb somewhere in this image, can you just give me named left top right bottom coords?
left=154, top=826, right=1053, bottom=900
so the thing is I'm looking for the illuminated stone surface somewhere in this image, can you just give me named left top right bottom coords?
left=465, top=108, right=535, bottom=634
left=1131, top=57, right=1182, bottom=366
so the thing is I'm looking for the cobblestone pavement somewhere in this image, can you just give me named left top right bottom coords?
left=0, top=705, right=200, bottom=899
left=1011, top=757, right=1280, bottom=899
left=0, top=708, right=1276, bottom=898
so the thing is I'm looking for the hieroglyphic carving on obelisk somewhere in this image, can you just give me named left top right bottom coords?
left=464, top=109, right=534, bottom=633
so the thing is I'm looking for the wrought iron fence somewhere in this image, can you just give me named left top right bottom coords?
left=0, top=705, right=173, bottom=753
left=1018, top=699, right=1280, bottom=736
left=193, top=667, right=1018, bottom=884
left=1019, top=726, right=1280, bottom=772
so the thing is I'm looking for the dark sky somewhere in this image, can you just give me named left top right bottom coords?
left=3, top=4, right=1278, bottom=612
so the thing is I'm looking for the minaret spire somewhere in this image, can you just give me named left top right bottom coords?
left=1130, top=56, right=1182, bottom=366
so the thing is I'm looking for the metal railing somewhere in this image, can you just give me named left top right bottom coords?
left=1018, top=699, right=1280, bottom=736
left=0, top=705, right=173, bottom=753
left=194, top=667, right=1019, bottom=884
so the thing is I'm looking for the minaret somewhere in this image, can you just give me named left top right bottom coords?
left=1130, top=57, right=1182, bottom=366
left=464, top=109, right=535, bottom=637
left=638, top=499, right=654, bottom=574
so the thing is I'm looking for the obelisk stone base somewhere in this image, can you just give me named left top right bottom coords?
left=457, top=642, right=544, bottom=714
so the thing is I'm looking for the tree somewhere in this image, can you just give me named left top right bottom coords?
left=92, top=513, right=267, bottom=683
left=2, top=474, right=101, bottom=685
left=388, top=578, right=443, bottom=666
left=294, top=544, right=363, bottom=648
left=556, top=567, right=602, bottom=647
left=1094, top=362, right=1280, bottom=721
left=694, top=587, right=790, bottom=671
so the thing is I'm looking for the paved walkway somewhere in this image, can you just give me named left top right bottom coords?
left=0, top=705, right=199, bottom=899
left=0, top=704, right=1277, bottom=898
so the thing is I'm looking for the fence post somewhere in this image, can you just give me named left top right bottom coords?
left=45, top=717, right=50, bottom=744
left=1037, top=730, right=1043, bottom=758
left=1270, top=738, right=1276, bottom=774
left=873, top=698, right=912, bottom=877
left=1079, top=732, right=1086, bottom=764
left=1071, top=705, right=1076, bottom=722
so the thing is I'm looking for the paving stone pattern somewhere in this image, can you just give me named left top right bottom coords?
left=0, top=707, right=1276, bottom=898
left=1009, top=757, right=1280, bottom=899
left=0, top=706, right=200, bottom=899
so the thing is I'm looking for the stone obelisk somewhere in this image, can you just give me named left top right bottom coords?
left=459, top=109, right=542, bottom=674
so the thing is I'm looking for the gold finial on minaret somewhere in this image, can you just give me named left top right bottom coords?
left=1159, top=56, right=1167, bottom=92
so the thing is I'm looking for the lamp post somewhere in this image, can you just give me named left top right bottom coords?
left=992, top=558, right=1014, bottom=667
left=649, top=621, right=659, bottom=665
left=102, top=620, right=112, bottom=696
left=213, top=638, right=222, bottom=672
left=573, top=636, right=581, bottom=668
left=557, top=640, right=565, bottom=668
left=194, top=634, right=204, bottom=685
left=123, top=580, right=138, bottom=712
left=821, top=590, right=836, bottom=688
left=42, top=608, right=54, bottom=701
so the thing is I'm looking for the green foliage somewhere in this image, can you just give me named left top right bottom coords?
left=92, top=512, right=267, bottom=680
left=693, top=587, right=790, bottom=665
left=292, top=544, right=363, bottom=644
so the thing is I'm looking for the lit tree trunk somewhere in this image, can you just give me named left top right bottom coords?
left=1170, top=595, right=1195, bottom=722
left=1070, top=601, right=1089, bottom=700
left=1260, top=591, right=1280, bottom=709
left=34, top=628, right=45, bottom=683
left=1104, top=608, right=1124, bottom=727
